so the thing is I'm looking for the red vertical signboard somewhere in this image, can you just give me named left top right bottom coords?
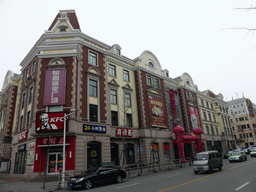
left=44, top=69, right=66, bottom=106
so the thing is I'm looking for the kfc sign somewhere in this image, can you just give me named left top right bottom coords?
left=36, top=112, right=66, bottom=133
left=116, top=128, right=133, bottom=137
left=18, top=129, right=28, bottom=142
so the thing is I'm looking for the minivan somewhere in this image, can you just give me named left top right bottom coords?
left=193, top=151, right=223, bottom=174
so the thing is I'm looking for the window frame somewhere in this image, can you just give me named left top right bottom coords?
left=89, top=104, right=98, bottom=122
left=110, top=89, right=117, bottom=104
left=109, top=64, right=116, bottom=77
left=125, top=93, right=131, bottom=108
left=123, top=69, right=130, bottom=82
left=111, top=111, right=118, bottom=126
left=155, top=78, right=160, bottom=89
left=146, top=75, right=152, bottom=86
left=88, top=51, right=98, bottom=66
left=26, top=111, right=31, bottom=128
left=89, top=79, right=98, bottom=97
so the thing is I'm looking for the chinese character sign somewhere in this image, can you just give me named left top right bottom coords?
left=148, top=95, right=166, bottom=127
left=116, top=128, right=133, bottom=137
left=83, top=124, right=106, bottom=133
left=44, top=69, right=66, bottom=105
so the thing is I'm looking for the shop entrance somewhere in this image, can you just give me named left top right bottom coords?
left=48, top=153, right=63, bottom=174
left=14, top=150, right=27, bottom=174
left=87, top=141, right=101, bottom=169
left=111, top=143, right=119, bottom=165
left=125, top=143, right=135, bottom=165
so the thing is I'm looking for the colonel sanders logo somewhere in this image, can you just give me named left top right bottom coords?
left=36, top=113, right=58, bottom=131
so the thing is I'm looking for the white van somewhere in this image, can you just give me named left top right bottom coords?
left=193, top=151, right=223, bottom=174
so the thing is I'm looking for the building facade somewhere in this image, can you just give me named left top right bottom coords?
left=0, top=10, right=233, bottom=177
left=228, top=98, right=256, bottom=148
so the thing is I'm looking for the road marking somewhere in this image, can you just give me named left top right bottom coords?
left=235, top=182, right=250, bottom=191
left=159, top=160, right=256, bottom=192
left=115, top=182, right=141, bottom=189
left=167, top=173, right=183, bottom=177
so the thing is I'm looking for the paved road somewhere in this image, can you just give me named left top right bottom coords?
left=1, top=157, right=256, bottom=192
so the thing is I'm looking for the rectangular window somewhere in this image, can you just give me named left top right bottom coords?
left=126, top=113, right=132, bottom=127
left=25, top=68, right=29, bottom=79
left=186, top=92, right=190, bottom=100
left=206, top=102, right=209, bottom=108
left=28, top=87, right=33, bottom=104
left=211, top=104, right=213, bottom=110
left=109, top=64, right=116, bottom=77
left=110, top=89, right=117, bottom=104
left=247, top=124, right=250, bottom=128
left=123, top=70, right=130, bottom=81
left=213, top=114, right=216, bottom=122
left=89, top=80, right=97, bottom=97
left=201, top=99, right=204, bottom=106
left=206, top=125, right=210, bottom=135
left=155, top=78, right=160, bottom=88
left=125, top=93, right=131, bottom=107
left=208, top=113, right=212, bottom=121
left=19, top=116, right=24, bottom=131
left=21, top=93, right=26, bottom=109
left=89, top=51, right=97, bottom=66
left=215, top=127, right=219, bottom=135
left=89, top=104, right=98, bottom=122
left=146, top=75, right=152, bottom=86
left=26, top=111, right=31, bottom=127
left=111, top=111, right=118, bottom=126
left=0, top=113, right=2, bottom=123
left=32, top=60, right=36, bottom=74
left=203, top=111, right=207, bottom=120
left=245, top=116, right=248, bottom=120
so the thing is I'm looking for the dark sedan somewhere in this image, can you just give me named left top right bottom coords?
left=68, top=165, right=126, bottom=190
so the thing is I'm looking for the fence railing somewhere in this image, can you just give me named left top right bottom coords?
left=57, top=157, right=195, bottom=187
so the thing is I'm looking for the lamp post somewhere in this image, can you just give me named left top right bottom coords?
left=61, top=109, right=76, bottom=189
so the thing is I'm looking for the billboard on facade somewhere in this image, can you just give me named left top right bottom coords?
left=246, top=99, right=255, bottom=118
left=148, top=95, right=166, bottom=127
left=188, top=106, right=201, bottom=129
left=36, top=112, right=66, bottom=133
left=44, top=69, right=66, bottom=106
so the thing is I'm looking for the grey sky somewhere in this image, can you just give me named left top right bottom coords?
left=1, top=0, right=256, bottom=102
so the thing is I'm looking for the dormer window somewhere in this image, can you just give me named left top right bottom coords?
left=166, top=72, right=169, bottom=77
left=58, top=25, right=68, bottom=32
left=115, top=48, right=120, bottom=55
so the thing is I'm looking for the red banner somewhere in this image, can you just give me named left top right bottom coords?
left=148, top=95, right=166, bottom=127
left=36, top=112, right=66, bottom=133
left=44, top=69, right=66, bottom=105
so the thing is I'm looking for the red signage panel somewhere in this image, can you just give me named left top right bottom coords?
left=116, top=128, right=133, bottom=137
left=36, top=112, right=66, bottom=133
left=44, top=69, right=66, bottom=106
left=18, top=129, right=28, bottom=142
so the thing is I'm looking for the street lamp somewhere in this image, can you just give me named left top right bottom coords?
left=61, top=109, right=76, bottom=188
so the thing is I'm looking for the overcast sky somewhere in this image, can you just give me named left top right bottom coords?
left=1, top=0, right=256, bottom=103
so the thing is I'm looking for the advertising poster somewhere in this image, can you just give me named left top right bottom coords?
left=27, top=142, right=35, bottom=165
left=148, top=95, right=166, bottom=127
left=189, top=106, right=201, bottom=129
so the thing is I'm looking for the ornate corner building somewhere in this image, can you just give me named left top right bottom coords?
left=0, top=10, right=237, bottom=176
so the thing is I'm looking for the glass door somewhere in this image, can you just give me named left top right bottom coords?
left=48, top=153, right=63, bottom=174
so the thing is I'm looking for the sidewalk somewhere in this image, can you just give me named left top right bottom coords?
left=0, top=173, right=65, bottom=192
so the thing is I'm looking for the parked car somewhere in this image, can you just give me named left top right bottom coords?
left=193, top=151, right=223, bottom=174
left=223, top=151, right=233, bottom=159
left=242, top=148, right=250, bottom=155
left=228, top=151, right=247, bottom=162
left=68, top=165, right=126, bottom=190
left=250, top=148, right=256, bottom=157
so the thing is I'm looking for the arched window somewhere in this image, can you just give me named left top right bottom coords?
left=148, top=62, right=154, bottom=68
